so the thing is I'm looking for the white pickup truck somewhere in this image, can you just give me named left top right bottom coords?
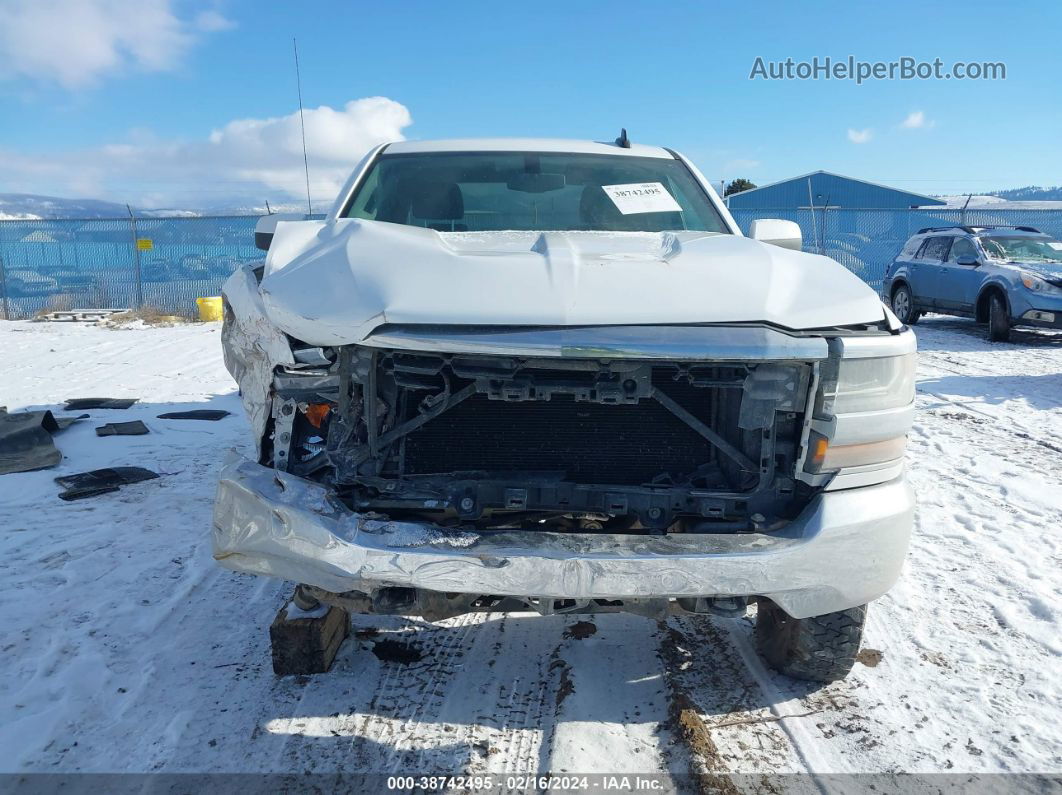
left=214, top=136, right=915, bottom=682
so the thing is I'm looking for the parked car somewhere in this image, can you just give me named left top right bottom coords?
left=207, top=254, right=241, bottom=278
left=215, top=137, right=916, bottom=682
left=5, top=269, right=59, bottom=297
left=37, top=264, right=96, bottom=292
left=141, top=257, right=179, bottom=282
left=884, top=225, right=1062, bottom=341
left=179, top=254, right=211, bottom=279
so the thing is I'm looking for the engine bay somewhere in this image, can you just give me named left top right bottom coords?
left=266, top=345, right=818, bottom=535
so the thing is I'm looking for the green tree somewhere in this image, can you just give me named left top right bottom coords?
left=724, top=178, right=757, bottom=197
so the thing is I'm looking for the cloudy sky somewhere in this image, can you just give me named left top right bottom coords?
left=0, top=0, right=1058, bottom=208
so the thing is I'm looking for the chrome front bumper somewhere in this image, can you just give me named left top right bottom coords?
left=213, top=458, right=914, bottom=619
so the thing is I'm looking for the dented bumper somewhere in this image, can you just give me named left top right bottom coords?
left=213, top=458, right=913, bottom=619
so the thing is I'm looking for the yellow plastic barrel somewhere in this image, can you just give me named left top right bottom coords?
left=196, top=296, right=224, bottom=322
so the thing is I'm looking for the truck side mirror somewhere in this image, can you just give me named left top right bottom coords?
left=255, top=213, right=308, bottom=251
left=749, top=219, right=802, bottom=251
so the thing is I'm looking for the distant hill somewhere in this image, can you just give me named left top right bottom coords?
left=935, top=186, right=1062, bottom=209
left=0, top=193, right=135, bottom=220
left=0, top=193, right=328, bottom=220
left=988, top=186, right=1062, bottom=201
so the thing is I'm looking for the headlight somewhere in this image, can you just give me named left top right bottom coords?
left=1021, top=272, right=1062, bottom=295
left=808, top=352, right=916, bottom=474
left=822, top=353, right=916, bottom=414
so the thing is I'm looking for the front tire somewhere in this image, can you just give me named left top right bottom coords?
left=755, top=601, right=866, bottom=683
left=890, top=284, right=920, bottom=325
left=987, top=293, right=1011, bottom=342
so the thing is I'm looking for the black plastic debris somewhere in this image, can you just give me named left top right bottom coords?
left=95, top=420, right=150, bottom=437
left=55, top=467, right=159, bottom=501
left=371, top=639, right=424, bottom=665
left=59, top=484, right=121, bottom=501
left=65, top=398, right=139, bottom=410
left=55, top=413, right=91, bottom=430
left=156, top=410, right=230, bottom=421
left=0, top=408, right=86, bottom=475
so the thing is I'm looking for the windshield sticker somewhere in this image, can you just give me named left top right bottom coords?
left=602, top=182, right=682, bottom=215
left=1049, top=242, right=1062, bottom=250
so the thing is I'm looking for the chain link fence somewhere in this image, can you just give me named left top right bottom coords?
left=0, top=215, right=260, bottom=319
left=2, top=209, right=1062, bottom=319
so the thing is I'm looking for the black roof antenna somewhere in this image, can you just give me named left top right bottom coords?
left=293, top=38, right=312, bottom=216
left=615, top=128, right=631, bottom=148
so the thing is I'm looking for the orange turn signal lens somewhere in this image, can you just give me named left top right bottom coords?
left=806, top=433, right=907, bottom=474
left=303, top=403, right=331, bottom=428
left=811, top=436, right=829, bottom=466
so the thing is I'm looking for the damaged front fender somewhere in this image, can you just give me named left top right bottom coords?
left=221, top=265, right=295, bottom=455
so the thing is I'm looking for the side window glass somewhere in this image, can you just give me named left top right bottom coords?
left=903, top=238, right=923, bottom=257
left=347, top=168, right=380, bottom=220
left=948, top=238, right=977, bottom=262
left=914, top=239, right=931, bottom=259
left=921, top=237, right=950, bottom=261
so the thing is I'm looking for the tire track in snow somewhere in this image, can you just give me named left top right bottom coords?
left=262, top=614, right=471, bottom=772
left=658, top=615, right=823, bottom=784
left=382, top=612, right=490, bottom=772
left=719, top=619, right=841, bottom=780
left=267, top=611, right=571, bottom=775
left=546, top=616, right=678, bottom=779
left=475, top=614, right=562, bottom=776
left=343, top=612, right=488, bottom=772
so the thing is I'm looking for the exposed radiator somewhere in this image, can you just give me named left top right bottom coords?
left=403, top=382, right=716, bottom=486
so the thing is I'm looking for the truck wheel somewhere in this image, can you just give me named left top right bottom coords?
left=987, top=294, right=1011, bottom=342
left=890, top=285, right=920, bottom=325
left=755, top=601, right=866, bottom=683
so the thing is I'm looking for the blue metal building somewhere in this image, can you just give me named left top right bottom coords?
left=725, top=171, right=945, bottom=209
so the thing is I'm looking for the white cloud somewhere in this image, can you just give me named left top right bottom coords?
left=900, top=110, right=935, bottom=130
left=0, top=98, right=413, bottom=209
left=0, top=0, right=233, bottom=89
left=847, top=128, right=873, bottom=144
left=194, top=10, right=236, bottom=33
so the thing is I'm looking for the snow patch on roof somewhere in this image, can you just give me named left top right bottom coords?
left=932, top=195, right=1062, bottom=210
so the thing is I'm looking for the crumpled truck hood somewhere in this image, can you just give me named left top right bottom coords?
left=259, top=218, right=886, bottom=346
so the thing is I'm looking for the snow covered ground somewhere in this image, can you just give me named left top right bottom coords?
left=1, top=316, right=1060, bottom=783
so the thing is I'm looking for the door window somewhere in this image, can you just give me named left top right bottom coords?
left=901, top=237, right=924, bottom=257
left=947, top=237, right=978, bottom=262
left=918, top=236, right=952, bottom=261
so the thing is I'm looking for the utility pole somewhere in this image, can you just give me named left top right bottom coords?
left=0, top=251, right=9, bottom=320
left=127, top=205, right=144, bottom=309
left=806, top=177, right=819, bottom=255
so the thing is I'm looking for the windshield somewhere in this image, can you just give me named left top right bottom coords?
left=343, top=151, right=729, bottom=233
left=980, top=235, right=1062, bottom=264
